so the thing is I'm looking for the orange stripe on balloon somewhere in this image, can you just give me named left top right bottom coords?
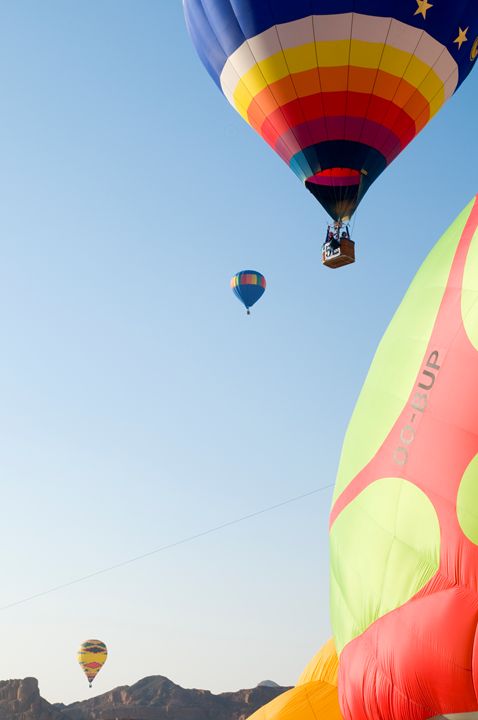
left=247, top=67, right=429, bottom=120
left=319, top=66, right=350, bottom=94
left=246, top=67, right=430, bottom=143
left=292, top=67, right=322, bottom=98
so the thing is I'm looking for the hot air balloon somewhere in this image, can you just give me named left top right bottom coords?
left=329, top=196, right=478, bottom=720
left=77, top=639, right=107, bottom=688
left=246, top=639, right=343, bottom=720
left=231, top=270, right=266, bottom=314
left=297, top=639, right=339, bottom=687
left=184, top=0, right=477, bottom=257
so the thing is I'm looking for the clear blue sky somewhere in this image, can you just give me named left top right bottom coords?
left=0, top=0, right=475, bottom=706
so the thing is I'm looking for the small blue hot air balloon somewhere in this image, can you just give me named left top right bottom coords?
left=231, top=270, right=266, bottom=315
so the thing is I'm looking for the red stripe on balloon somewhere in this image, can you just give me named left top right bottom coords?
left=271, top=117, right=402, bottom=165
left=246, top=70, right=430, bottom=135
left=248, top=91, right=426, bottom=164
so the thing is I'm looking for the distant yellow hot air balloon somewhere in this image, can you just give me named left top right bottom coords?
left=77, top=639, right=107, bottom=688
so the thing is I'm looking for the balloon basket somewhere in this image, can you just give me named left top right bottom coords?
left=322, top=238, right=355, bottom=269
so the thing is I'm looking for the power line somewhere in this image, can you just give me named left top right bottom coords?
left=0, top=484, right=334, bottom=612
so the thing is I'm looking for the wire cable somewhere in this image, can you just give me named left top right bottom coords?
left=0, top=483, right=334, bottom=612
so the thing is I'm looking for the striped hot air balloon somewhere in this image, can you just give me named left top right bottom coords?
left=77, top=639, right=107, bottom=688
left=231, top=270, right=266, bottom=314
left=184, top=1, right=477, bottom=222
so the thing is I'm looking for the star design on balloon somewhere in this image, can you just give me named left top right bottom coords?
left=472, top=37, right=478, bottom=61
left=454, top=27, right=469, bottom=50
left=414, top=0, right=433, bottom=19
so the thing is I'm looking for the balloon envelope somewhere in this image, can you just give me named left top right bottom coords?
left=297, top=639, right=338, bottom=687
left=247, top=682, right=342, bottom=720
left=329, top=196, right=478, bottom=720
left=231, top=270, right=266, bottom=312
left=247, top=640, right=342, bottom=720
left=184, top=1, right=477, bottom=221
left=77, top=639, right=107, bottom=687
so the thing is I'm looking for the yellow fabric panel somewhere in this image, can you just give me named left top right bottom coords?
left=285, top=42, right=322, bottom=75
left=233, top=40, right=444, bottom=117
left=315, top=40, right=351, bottom=68
left=297, top=639, right=339, bottom=687
left=260, top=52, right=291, bottom=85
left=379, top=44, right=411, bottom=85
left=233, top=66, right=269, bottom=120
left=401, top=56, right=444, bottom=113
left=247, top=681, right=343, bottom=720
left=349, top=39, right=384, bottom=69
left=417, top=72, right=445, bottom=117
left=231, top=91, right=254, bottom=123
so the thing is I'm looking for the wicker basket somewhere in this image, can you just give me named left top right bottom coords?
left=322, top=238, right=355, bottom=269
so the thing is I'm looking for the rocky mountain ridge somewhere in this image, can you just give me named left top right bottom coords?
left=0, top=675, right=289, bottom=720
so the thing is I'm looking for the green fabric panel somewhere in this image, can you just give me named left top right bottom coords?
left=330, top=478, right=440, bottom=654
left=332, top=202, right=472, bottom=503
left=461, top=214, right=478, bottom=350
left=457, top=453, right=478, bottom=545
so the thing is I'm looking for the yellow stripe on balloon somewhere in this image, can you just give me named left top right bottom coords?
left=221, top=15, right=456, bottom=89
left=232, top=40, right=447, bottom=120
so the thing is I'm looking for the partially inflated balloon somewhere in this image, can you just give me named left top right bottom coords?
left=184, top=1, right=477, bottom=221
left=231, top=270, right=266, bottom=314
left=77, top=639, right=107, bottom=687
left=247, top=640, right=342, bottom=720
left=246, top=681, right=342, bottom=720
left=329, top=196, right=478, bottom=720
left=297, top=639, right=339, bottom=687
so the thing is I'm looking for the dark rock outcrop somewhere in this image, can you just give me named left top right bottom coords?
left=0, top=675, right=289, bottom=720
left=0, top=678, right=63, bottom=719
